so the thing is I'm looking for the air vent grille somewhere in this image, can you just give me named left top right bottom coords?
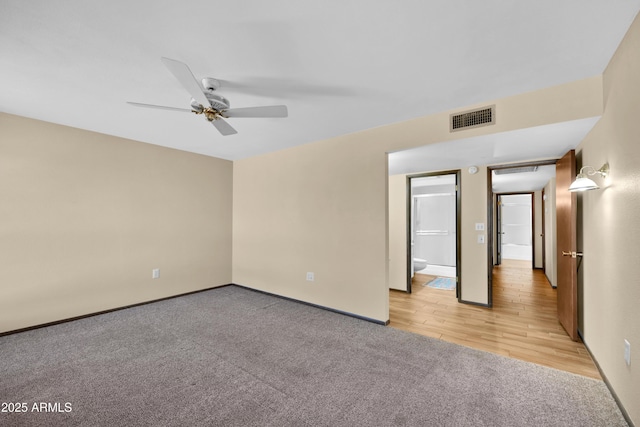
left=494, top=166, right=539, bottom=175
left=450, top=105, right=495, bottom=132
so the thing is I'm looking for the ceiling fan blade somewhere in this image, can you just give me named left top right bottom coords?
left=223, top=105, right=288, bottom=118
left=127, top=101, right=194, bottom=112
left=160, top=57, right=210, bottom=108
left=211, top=118, right=238, bottom=136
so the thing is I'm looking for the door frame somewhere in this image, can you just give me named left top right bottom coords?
left=405, top=170, right=461, bottom=298
left=487, top=160, right=557, bottom=306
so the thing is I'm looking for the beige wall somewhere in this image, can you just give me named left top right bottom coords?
left=233, top=77, right=602, bottom=322
left=233, top=134, right=390, bottom=321
left=576, top=12, right=640, bottom=423
left=388, top=174, right=407, bottom=291
left=459, top=166, right=489, bottom=303
left=0, top=113, right=233, bottom=333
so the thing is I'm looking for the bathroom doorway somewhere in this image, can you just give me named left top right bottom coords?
left=406, top=171, right=460, bottom=295
left=497, top=193, right=534, bottom=264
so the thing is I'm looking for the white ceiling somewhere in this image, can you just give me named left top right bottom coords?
left=492, top=165, right=557, bottom=193
left=1, top=1, right=639, bottom=176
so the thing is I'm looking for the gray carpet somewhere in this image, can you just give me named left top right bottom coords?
left=0, top=285, right=628, bottom=426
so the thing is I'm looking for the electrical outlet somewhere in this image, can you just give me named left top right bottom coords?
left=477, top=234, right=485, bottom=244
left=306, top=272, right=314, bottom=282
left=152, top=268, right=160, bottom=279
left=624, top=339, right=631, bottom=366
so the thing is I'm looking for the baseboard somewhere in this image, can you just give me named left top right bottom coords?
left=232, top=283, right=390, bottom=326
left=0, top=284, right=233, bottom=337
left=1, top=283, right=389, bottom=338
left=544, top=272, right=557, bottom=288
left=578, top=329, right=635, bottom=427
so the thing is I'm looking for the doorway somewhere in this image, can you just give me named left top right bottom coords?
left=406, top=171, right=461, bottom=295
left=488, top=161, right=557, bottom=305
left=496, top=193, right=534, bottom=265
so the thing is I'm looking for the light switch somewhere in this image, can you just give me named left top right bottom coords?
left=475, top=223, right=485, bottom=231
left=477, top=234, right=485, bottom=244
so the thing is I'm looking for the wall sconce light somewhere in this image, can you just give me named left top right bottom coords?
left=568, top=163, right=609, bottom=192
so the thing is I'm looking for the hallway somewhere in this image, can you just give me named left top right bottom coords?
left=389, top=259, right=600, bottom=379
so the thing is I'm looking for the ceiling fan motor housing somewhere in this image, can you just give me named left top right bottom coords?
left=191, top=93, right=230, bottom=112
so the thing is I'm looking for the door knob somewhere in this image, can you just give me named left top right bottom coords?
left=562, top=251, right=578, bottom=258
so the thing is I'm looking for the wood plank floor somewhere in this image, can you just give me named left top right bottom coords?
left=389, top=259, right=601, bottom=379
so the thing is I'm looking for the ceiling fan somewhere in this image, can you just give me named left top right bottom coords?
left=127, top=57, right=288, bottom=136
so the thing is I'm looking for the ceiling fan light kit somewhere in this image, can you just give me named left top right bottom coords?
left=127, top=57, right=288, bottom=136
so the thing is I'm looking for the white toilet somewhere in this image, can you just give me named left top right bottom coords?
left=413, top=258, right=427, bottom=272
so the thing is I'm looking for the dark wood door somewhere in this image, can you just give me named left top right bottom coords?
left=556, top=150, right=578, bottom=341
